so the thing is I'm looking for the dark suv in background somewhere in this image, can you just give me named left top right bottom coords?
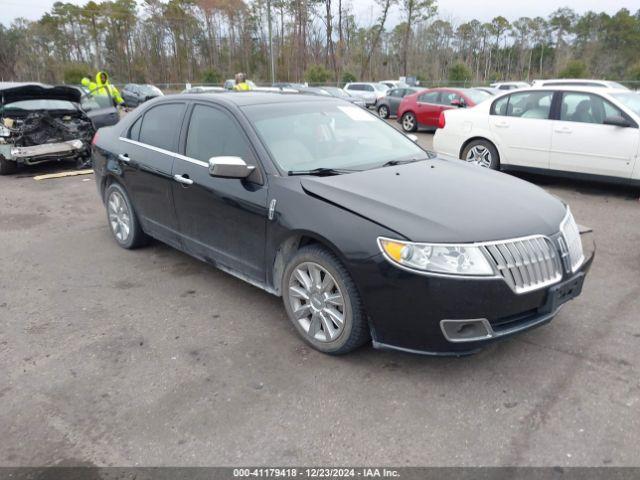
left=121, top=84, right=163, bottom=108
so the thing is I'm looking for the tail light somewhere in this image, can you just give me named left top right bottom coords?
left=438, top=111, right=446, bottom=129
left=91, top=131, right=99, bottom=145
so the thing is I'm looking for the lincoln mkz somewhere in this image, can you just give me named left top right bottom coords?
left=92, top=93, right=594, bottom=355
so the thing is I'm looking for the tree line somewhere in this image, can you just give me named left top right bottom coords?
left=1, top=0, right=640, bottom=87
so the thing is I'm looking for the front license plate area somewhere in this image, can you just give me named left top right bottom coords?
left=542, top=273, right=585, bottom=313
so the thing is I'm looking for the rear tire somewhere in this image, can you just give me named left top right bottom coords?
left=104, top=182, right=149, bottom=249
left=401, top=112, right=417, bottom=132
left=0, top=157, right=18, bottom=175
left=461, top=139, right=500, bottom=170
left=282, top=245, right=369, bottom=355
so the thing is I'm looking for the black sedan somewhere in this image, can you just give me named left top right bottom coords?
left=91, top=93, right=594, bottom=355
left=121, top=84, right=163, bottom=108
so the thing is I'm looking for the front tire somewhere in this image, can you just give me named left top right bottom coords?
left=461, top=139, right=499, bottom=169
left=0, top=157, right=18, bottom=175
left=282, top=245, right=369, bottom=355
left=104, top=182, right=149, bottom=249
left=401, top=112, right=417, bottom=132
left=378, top=104, right=390, bottom=119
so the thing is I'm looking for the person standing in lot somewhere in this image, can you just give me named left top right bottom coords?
left=233, top=72, right=251, bottom=91
left=93, top=71, right=124, bottom=105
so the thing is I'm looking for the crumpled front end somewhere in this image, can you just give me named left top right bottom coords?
left=1, top=111, right=94, bottom=165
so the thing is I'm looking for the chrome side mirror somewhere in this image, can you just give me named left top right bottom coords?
left=208, top=156, right=255, bottom=179
left=407, top=134, right=418, bottom=143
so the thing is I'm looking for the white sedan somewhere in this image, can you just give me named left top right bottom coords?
left=433, top=86, right=640, bottom=185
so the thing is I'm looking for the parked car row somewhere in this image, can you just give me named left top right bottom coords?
left=434, top=85, right=640, bottom=186
left=397, top=88, right=492, bottom=131
left=90, top=90, right=594, bottom=356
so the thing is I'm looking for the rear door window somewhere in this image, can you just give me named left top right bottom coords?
left=129, top=116, right=142, bottom=141
left=139, top=103, right=185, bottom=151
left=418, top=91, right=439, bottom=104
left=492, top=91, right=553, bottom=119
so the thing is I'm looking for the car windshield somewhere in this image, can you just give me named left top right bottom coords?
left=463, top=89, right=491, bottom=104
left=322, top=87, right=350, bottom=98
left=607, top=82, right=627, bottom=89
left=611, top=92, right=640, bottom=116
left=244, top=101, right=429, bottom=172
left=2, top=99, right=77, bottom=112
left=139, top=85, right=161, bottom=95
left=373, top=84, right=388, bottom=92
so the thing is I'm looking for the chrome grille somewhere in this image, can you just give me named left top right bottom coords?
left=483, top=236, right=562, bottom=294
left=559, top=208, right=584, bottom=273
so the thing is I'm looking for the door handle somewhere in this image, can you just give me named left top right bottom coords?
left=173, top=174, right=194, bottom=186
left=494, top=121, right=509, bottom=128
left=554, top=126, right=572, bottom=134
left=118, top=153, right=130, bottom=163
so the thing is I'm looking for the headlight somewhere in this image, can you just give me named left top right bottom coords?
left=378, top=237, right=495, bottom=276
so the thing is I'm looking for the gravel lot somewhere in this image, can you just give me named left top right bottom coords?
left=1, top=130, right=639, bottom=467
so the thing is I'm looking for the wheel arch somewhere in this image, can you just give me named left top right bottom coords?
left=459, top=136, right=502, bottom=166
left=100, top=173, right=120, bottom=202
left=271, top=231, right=351, bottom=296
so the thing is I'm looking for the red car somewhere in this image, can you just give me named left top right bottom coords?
left=397, top=87, right=491, bottom=132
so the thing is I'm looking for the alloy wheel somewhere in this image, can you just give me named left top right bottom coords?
left=465, top=145, right=493, bottom=168
left=379, top=106, right=389, bottom=118
left=288, top=262, right=346, bottom=343
left=402, top=114, right=415, bottom=131
left=107, top=190, right=131, bottom=242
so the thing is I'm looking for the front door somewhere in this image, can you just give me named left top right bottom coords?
left=549, top=92, right=639, bottom=178
left=171, top=103, right=268, bottom=282
left=82, top=88, right=119, bottom=128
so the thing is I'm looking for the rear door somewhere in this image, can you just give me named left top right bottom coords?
left=415, top=91, right=441, bottom=127
left=549, top=91, right=638, bottom=178
left=171, top=103, right=268, bottom=282
left=488, top=90, right=554, bottom=168
left=118, top=102, right=186, bottom=247
left=386, top=88, right=403, bottom=115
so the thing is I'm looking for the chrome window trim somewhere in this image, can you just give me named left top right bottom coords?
left=118, top=136, right=208, bottom=167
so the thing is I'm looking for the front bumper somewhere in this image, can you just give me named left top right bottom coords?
left=9, top=139, right=86, bottom=164
left=351, top=231, right=595, bottom=355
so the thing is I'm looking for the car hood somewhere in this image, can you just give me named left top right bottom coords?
left=300, top=159, right=567, bottom=243
left=0, top=83, right=81, bottom=105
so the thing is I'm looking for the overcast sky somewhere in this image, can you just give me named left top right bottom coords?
left=1, top=0, right=638, bottom=26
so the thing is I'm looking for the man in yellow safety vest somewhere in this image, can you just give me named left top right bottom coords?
left=233, top=72, right=251, bottom=91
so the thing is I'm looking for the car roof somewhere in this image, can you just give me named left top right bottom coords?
left=170, top=91, right=338, bottom=107
left=499, top=85, right=630, bottom=95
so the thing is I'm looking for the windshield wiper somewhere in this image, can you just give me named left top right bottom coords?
left=381, top=157, right=426, bottom=167
left=287, top=167, right=357, bottom=176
